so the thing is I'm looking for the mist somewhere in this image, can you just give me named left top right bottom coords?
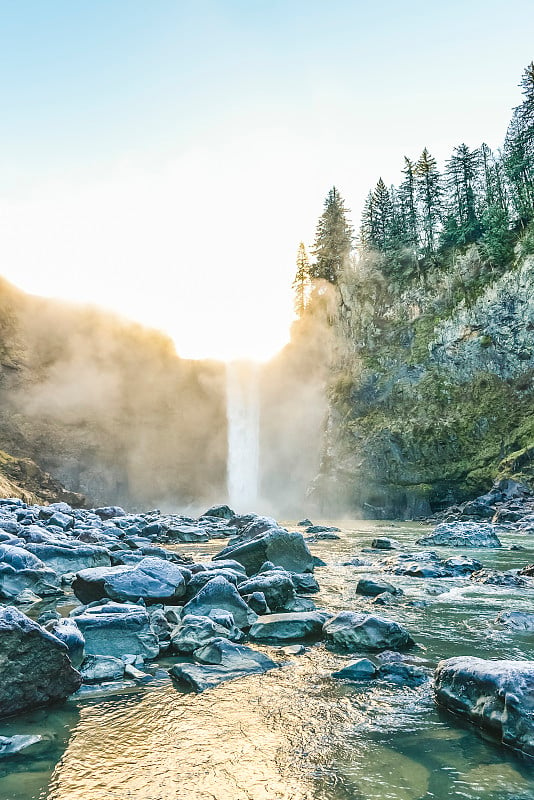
left=0, top=274, right=334, bottom=517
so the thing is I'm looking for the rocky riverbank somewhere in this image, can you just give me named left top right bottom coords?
left=1, top=498, right=534, bottom=764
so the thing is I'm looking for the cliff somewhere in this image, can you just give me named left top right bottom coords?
left=313, top=233, right=534, bottom=517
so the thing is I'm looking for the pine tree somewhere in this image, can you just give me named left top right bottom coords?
left=310, top=187, right=354, bottom=283
left=444, top=143, right=482, bottom=244
left=371, top=178, right=394, bottom=250
left=292, top=242, right=312, bottom=316
left=398, top=157, right=419, bottom=251
left=415, top=148, right=443, bottom=257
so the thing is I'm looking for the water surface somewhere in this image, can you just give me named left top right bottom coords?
left=1, top=520, right=533, bottom=800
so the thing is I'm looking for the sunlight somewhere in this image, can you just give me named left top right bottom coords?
left=0, top=133, right=322, bottom=362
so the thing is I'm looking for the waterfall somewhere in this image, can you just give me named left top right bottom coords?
left=226, top=360, right=260, bottom=511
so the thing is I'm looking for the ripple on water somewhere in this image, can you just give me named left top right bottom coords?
left=1, top=520, right=534, bottom=800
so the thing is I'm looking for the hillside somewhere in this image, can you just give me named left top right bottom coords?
left=0, top=276, right=227, bottom=509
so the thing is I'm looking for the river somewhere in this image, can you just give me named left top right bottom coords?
left=0, top=519, right=533, bottom=800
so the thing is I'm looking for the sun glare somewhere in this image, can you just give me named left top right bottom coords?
left=0, top=136, right=313, bottom=363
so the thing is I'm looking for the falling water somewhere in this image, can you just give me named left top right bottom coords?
left=226, top=360, right=260, bottom=510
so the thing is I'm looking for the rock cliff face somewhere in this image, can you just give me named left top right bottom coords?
left=0, top=276, right=227, bottom=508
left=313, top=242, right=534, bottom=517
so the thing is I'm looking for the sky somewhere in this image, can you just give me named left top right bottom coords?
left=0, top=0, right=532, bottom=360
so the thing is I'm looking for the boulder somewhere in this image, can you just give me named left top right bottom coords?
left=470, top=569, right=528, bottom=587
left=332, top=658, right=377, bottom=680
left=213, top=528, right=314, bottom=576
left=25, top=542, right=111, bottom=575
left=46, top=618, right=85, bottom=667
left=182, top=576, right=257, bottom=628
left=202, top=505, right=235, bottom=520
left=356, top=578, right=401, bottom=597
left=72, top=558, right=187, bottom=605
left=0, top=734, right=48, bottom=758
left=71, top=602, right=159, bottom=659
left=194, top=637, right=279, bottom=672
left=170, top=614, right=243, bottom=654
left=0, top=606, right=81, bottom=717
left=80, top=654, right=125, bottom=683
left=495, top=611, right=534, bottom=631
left=249, top=611, right=328, bottom=642
left=323, top=611, right=415, bottom=653
left=0, top=545, right=61, bottom=600
left=377, top=662, right=428, bottom=685
left=371, top=537, right=399, bottom=550
left=434, top=657, right=534, bottom=756
left=237, top=570, right=295, bottom=612
left=417, top=522, right=502, bottom=548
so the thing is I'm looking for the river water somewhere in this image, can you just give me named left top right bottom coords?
left=1, top=520, right=533, bottom=800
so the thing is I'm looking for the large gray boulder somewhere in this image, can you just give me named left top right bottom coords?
left=417, top=522, right=502, bottom=548
left=323, top=611, right=415, bottom=652
left=25, top=542, right=111, bottom=575
left=0, top=544, right=61, bottom=600
left=434, top=657, right=534, bottom=756
left=72, top=557, right=187, bottom=605
left=182, top=576, right=257, bottom=628
left=170, top=614, right=243, bottom=654
left=213, top=528, right=314, bottom=576
left=237, top=570, right=296, bottom=612
left=169, top=639, right=278, bottom=692
left=46, top=618, right=85, bottom=667
left=249, top=611, right=328, bottom=642
left=0, top=606, right=81, bottom=717
left=495, top=611, right=534, bottom=631
left=71, top=602, right=159, bottom=659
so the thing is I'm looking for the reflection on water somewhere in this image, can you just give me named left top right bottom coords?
left=1, top=520, right=534, bottom=800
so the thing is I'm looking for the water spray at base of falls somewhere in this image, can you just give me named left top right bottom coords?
left=226, top=360, right=260, bottom=511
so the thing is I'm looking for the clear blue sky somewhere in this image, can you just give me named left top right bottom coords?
left=0, top=0, right=532, bottom=358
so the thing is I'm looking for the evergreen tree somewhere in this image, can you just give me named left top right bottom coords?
left=398, top=156, right=419, bottom=252
left=415, top=148, right=443, bottom=256
left=503, top=63, right=534, bottom=224
left=292, top=242, right=312, bottom=316
left=310, top=187, right=354, bottom=283
left=444, top=143, right=482, bottom=244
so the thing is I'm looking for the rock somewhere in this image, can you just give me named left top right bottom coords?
left=341, top=558, right=372, bottom=567
left=72, top=557, right=187, bottom=605
left=378, top=662, right=428, bottom=685
left=323, top=611, right=415, bottom=653
left=165, top=526, right=210, bottom=543
left=182, top=576, right=257, bottom=628
left=495, top=611, right=534, bottom=631
left=238, top=571, right=295, bottom=612
left=184, top=568, right=241, bottom=600
left=213, top=528, right=314, bottom=576
left=170, top=614, right=243, bottom=654
left=469, top=569, right=528, bottom=587
left=518, top=563, right=534, bottom=577
left=0, top=606, right=81, bottom=717
left=81, top=654, right=125, bottom=683
left=459, top=499, right=495, bottom=519
left=71, top=602, right=159, bottom=659
left=74, top=680, right=137, bottom=698
left=305, top=525, right=341, bottom=534
left=0, top=544, right=61, bottom=599
left=417, top=522, right=502, bottom=548
left=281, top=644, right=307, bottom=655
left=356, top=578, right=401, bottom=597
left=94, top=506, right=126, bottom=519
left=25, top=542, right=111, bottom=575
left=244, top=591, right=270, bottom=615
left=249, top=611, right=328, bottom=642
left=46, top=618, right=85, bottom=667
left=169, top=662, right=261, bottom=693
left=202, top=505, right=235, bottom=520
left=297, top=519, right=312, bottom=527
left=434, top=657, right=534, bottom=756
left=332, top=658, right=377, bottom=680
left=290, top=573, right=320, bottom=593
left=282, top=596, right=317, bottom=612
left=0, top=734, right=47, bottom=758
left=14, top=589, right=42, bottom=604
left=194, top=637, right=279, bottom=673
left=371, top=537, right=399, bottom=550
left=381, top=550, right=482, bottom=578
